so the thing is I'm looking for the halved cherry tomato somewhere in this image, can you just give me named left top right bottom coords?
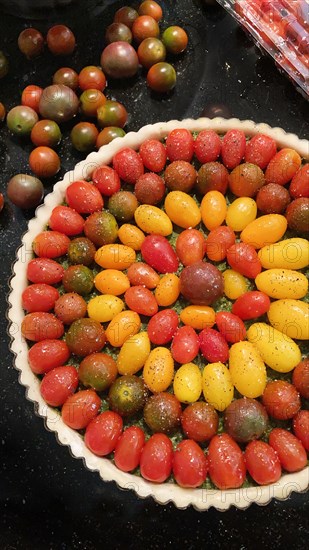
left=22, top=312, right=64, bottom=341
left=171, top=326, right=199, bottom=364
left=208, top=433, right=246, bottom=489
left=33, top=231, right=70, bottom=258
left=49, top=206, right=85, bottom=236
left=147, top=309, right=179, bottom=345
left=245, top=440, right=281, bottom=485
left=124, top=285, right=158, bottom=316
left=61, top=389, right=101, bottom=430
left=22, top=283, right=59, bottom=312
left=28, top=339, right=70, bottom=374
left=40, top=365, right=79, bottom=407
left=231, top=291, right=270, bottom=320
left=27, top=258, right=64, bottom=284
left=268, top=428, right=307, bottom=472
left=114, top=426, right=145, bottom=472
left=66, top=181, right=104, bottom=214
left=226, top=242, right=262, bottom=278
left=140, top=433, right=173, bottom=482
left=173, top=440, right=208, bottom=488
left=215, top=311, right=246, bottom=343
left=85, top=410, right=123, bottom=456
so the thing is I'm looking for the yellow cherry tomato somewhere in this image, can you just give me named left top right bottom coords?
left=173, top=363, right=202, bottom=403
left=87, top=294, right=124, bottom=323
left=229, top=341, right=267, bottom=398
left=180, top=305, right=216, bottom=330
left=226, top=197, right=257, bottom=231
left=95, top=244, right=136, bottom=270
left=200, top=191, right=227, bottom=230
left=223, top=269, right=248, bottom=300
left=94, top=269, right=130, bottom=296
left=255, top=269, right=308, bottom=299
left=267, top=300, right=309, bottom=340
left=105, top=310, right=141, bottom=347
left=143, top=347, right=174, bottom=393
left=202, top=362, right=234, bottom=411
left=164, top=191, right=201, bottom=229
left=155, top=273, right=180, bottom=306
left=247, top=322, right=302, bottom=372
left=258, top=238, right=309, bottom=269
left=134, top=204, right=173, bottom=236
left=240, top=214, right=287, bottom=249
left=117, top=331, right=151, bottom=375
left=118, top=224, right=145, bottom=250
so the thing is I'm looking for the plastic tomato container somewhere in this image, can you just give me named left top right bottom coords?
left=216, top=0, right=308, bottom=98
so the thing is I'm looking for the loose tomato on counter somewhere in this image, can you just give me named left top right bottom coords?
left=40, top=366, right=79, bottom=407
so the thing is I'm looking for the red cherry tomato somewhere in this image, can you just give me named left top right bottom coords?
left=205, top=226, right=236, bottom=262
left=194, top=130, right=221, bottom=163
left=245, top=134, right=277, bottom=169
left=289, top=164, right=309, bottom=198
left=262, top=380, right=301, bottom=420
left=181, top=402, right=219, bottom=443
left=171, top=326, right=199, bottom=364
left=112, top=148, right=144, bottom=185
left=166, top=128, right=194, bottom=162
left=268, top=428, right=307, bottom=473
left=32, top=231, right=70, bottom=258
left=114, top=426, right=145, bottom=471
left=29, top=146, right=60, bottom=178
left=147, top=308, right=179, bottom=345
left=61, top=390, right=101, bottom=430
left=175, top=229, right=205, bottom=266
left=199, top=327, right=230, bottom=363
left=293, top=410, right=309, bottom=451
left=46, top=24, right=76, bottom=56
left=85, top=410, right=123, bottom=456
left=139, top=139, right=167, bottom=172
left=292, top=359, right=309, bottom=399
left=215, top=311, right=246, bottom=343
left=21, top=312, right=64, bottom=342
left=265, top=148, right=302, bottom=185
left=221, top=129, right=246, bottom=170
left=79, top=65, right=106, bottom=91
left=173, top=440, right=208, bottom=488
left=124, top=285, right=158, bottom=316
left=92, top=165, right=121, bottom=196
left=226, top=242, right=262, bottom=278
left=40, top=365, right=79, bottom=407
left=140, top=433, right=173, bottom=482
left=231, top=291, right=270, bottom=320
left=141, top=235, right=179, bottom=274
left=66, top=181, right=104, bottom=214
left=127, top=262, right=160, bottom=289
left=245, top=440, right=281, bottom=485
left=28, top=339, right=70, bottom=374
left=27, top=258, right=64, bottom=284
left=21, top=85, right=43, bottom=113
left=22, top=283, right=59, bottom=312
left=208, top=434, right=246, bottom=489
left=49, top=205, right=85, bottom=236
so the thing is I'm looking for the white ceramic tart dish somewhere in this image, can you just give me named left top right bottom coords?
left=8, top=118, right=309, bottom=511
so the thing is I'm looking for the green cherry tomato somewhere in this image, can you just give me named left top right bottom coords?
left=7, top=105, right=38, bottom=136
left=70, top=122, right=99, bottom=153
left=137, top=37, right=166, bottom=69
left=80, top=89, right=106, bottom=117
left=162, top=26, right=188, bottom=54
left=147, top=62, right=176, bottom=93
left=31, top=119, right=62, bottom=148
left=97, top=100, right=128, bottom=128
left=96, top=126, right=126, bottom=148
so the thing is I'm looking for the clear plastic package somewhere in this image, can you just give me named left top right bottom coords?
left=216, top=0, right=309, bottom=98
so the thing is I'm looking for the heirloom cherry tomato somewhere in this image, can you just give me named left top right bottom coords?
left=95, top=243, right=136, bottom=270
left=39, top=85, right=79, bottom=123
left=265, top=148, right=302, bottom=185
left=200, top=190, right=227, bottom=230
left=127, top=262, right=160, bottom=289
left=293, top=410, right=309, bottom=451
left=135, top=173, right=165, bottom=205
left=92, top=165, right=120, bottom=196
left=114, top=426, right=145, bottom=472
left=22, top=283, right=59, bottom=312
left=79, top=353, right=117, bottom=391
left=199, top=328, right=229, bottom=363
left=147, top=309, right=179, bottom=345
left=112, top=147, right=144, bottom=184
left=132, top=15, right=160, bottom=43
left=224, top=398, right=268, bottom=443
left=100, top=42, right=139, bottom=79
left=125, top=285, right=158, bottom=316
left=84, top=211, right=118, bottom=247
left=255, top=269, right=308, bottom=300
left=18, top=28, right=44, bottom=58
left=227, top=242, right=262, bottom=278
left=205, top=226, right=235, bottom=262
left=68, top=237, right=96, bottom=266
left=165, top=191, right=201, bottom=228
left=166, top=129, right=194, bottom=162
left=240, top=214, right=287, bottom=249
left=137, top=37, right=166, bottom=68
left=292, top=359, right=309, bottom=399
left=245, top=441, right=281, bottom=485
left=176, top=229, right=205, bottom=266
left=181, top=401, right=219, bottom=442
left=97, top=100, right=128, bottom=128
left=109, top=375, right=147, bottom=416
left=229, top=163, right=265, bottom=198
left=0, top=102, right=5, bottom=122
left=108, top=191, right=138, bottom=223
left=194, top=130, right=221, bottom=163
left=245, top=134, right=277, bottom=169
left=226, top=196, right=257, bottom=231
left=117, top=331, right=151, bottom=375
left=27, top=258, right=64, bottom=284
left=29, top=147, right=60, bottom=178
left=262, top=380, right=301, bottom=420
left=85, top=411, right=123, bottom=456
left=143, top=392, right=181, bottom=434
left=28, top=339, right=70, bottom=374
left=96, top=126, right=126, bottom=148
left=155, top=273, right=180, bottom=306
left=53, top=67, right=79, bottom=89
left=139, top=1, right=163, bottom=21
left=21, top=85, right=43, bottom=113
left=143, top=347, right=174, bottom=393
left=208, top=434, right=246, bottom=489
left=196, top=162, right=229, bottom=195
left=229, top=341, right=267, bottom=398
left=216, top=311, right=246, bottom=343
left=202, top=362, right=234, bottom=411
left=40, top=366, right=79, bottom=407
left=105, top=22, right=132, bottom=44
left=147, top=62, right=176, bottom=93
left=105, top=311, right=141, bottom=347
left=54, top=293, right=87, bottom=325
left=256, top=183, right=291, bottom=214
left=65, top=318, right=106, bottom=356
left=22, top=312, right=64, bottom=342
left=286, top=198, right=309, bottom=233
left=49, top=206, right=84, bottom=236
left=139, top=138, right=167, bottom=172
left=221, top=129, right=246, bottom=170
left=70, top=122, right=99, bottom=153
left=173, top=363, right=202, bottom=403
left=269, top=428, right=307, bottom=472
left=231, top=291, right=270, bottom=320
left=79, top=65, right=106, bottom=91
left=180, top=261, right=224, bottom=305
left=7, top=105, right=38, bottom=136
left=164, top=160, right=197, bottom=193
left=180, top=305, right=216, bottom=330
left=66, top=181, right=103, bottom=214
left=173, top=440, right=208, bottom=488
left=222, top=269, right=248, bottom=300
left=268, top=299, right=309, bottom=340
left=94, top=269, right=130, bottom=296
left=162, top=26, right=188, bottom=55
left=87, top=294, right=124, bottom=323
left=258, top=237, right=309, bottom=270
left=289, top=164, right=309, bottom=198
left=140, top=433, right=173, bottom=483
left=31, top=119, right=62, bottom=148
left=46, top=25, right=76, bottom=55
left=114, top=6, right=139, bottom=28
left=141, top=234, right=178, bottom=273
left=171, top=326, right=199, bottom=364
left=62, top=265, right=94, bottom=295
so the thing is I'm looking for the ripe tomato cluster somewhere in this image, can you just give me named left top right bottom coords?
left=21, top=126, right=308, bottom=490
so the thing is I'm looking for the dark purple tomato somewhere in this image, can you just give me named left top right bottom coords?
left=147, top=62, right=176, bottom=93
left=137, top=37, right=166, bottom=69
left=105, top=22, right=132, bottom=44
left=134, top=172, right=165, bottom=205
left=143, top=392, right=182, bottom=434
left=100, top=41, right=139, bottom=79
left=46, top=25, right=76, bottom=56
left=17, top=28, right=44, bottom=58
left=31, top=119, right=62, bottom=148
left=54, top=293, right=87, bottom=325
left=181, top=402, right=218, bottom=442
left=108, top=191, right=138, bottom=222
left=256, top=183, right=291, bottom=214
left=7, top=105, right=38, bottom=136
left=52, top=67, right=79, bottom=89
left=66, top=318, right=106, bottom=357
left=79, top=89, right=106, bottom=118
left=70, top=122, right=99, bottom=153
left=96, top=126, right=126, bottom=148
left=162, top=26, right=188, bottom=54
left=39, top=85, right=79, bottom=123
left=78, top=352, right=118, bottom=391
left=224, top=398, right=268, bottom=443
left=141, top=234, right=179, bottom=274
left=7, top=174, right=43, bottom=209
left=286, top=198, right=309, bottom=233
left=180, top=261, right=224, bottom=305
left=114, top=6, right=139, bottom=28
left=68, top=237, right=96, bottom=266
left=97, top=100, right=128, bottom=128
left=84, top=211, right=118, bottom=247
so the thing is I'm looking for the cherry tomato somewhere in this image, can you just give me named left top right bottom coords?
left=226, top=242, right=262, bottom=278
left=29, top=146, right=60, bottom=178
left=164, top=160, right=196, bottom=193
left=289, top=164, right=309, bottom=198
left=80, top=89, right=106, bottom=117
left=134, top=173, right=165, bottom=205
left=162, top=26, right=188, bottom=55
left=0, top=102, right=5, bottom=121
left=143, top=392, right=181, bottom=434
left=268, top=428, right=307, bottom=473
left=114, top=6, right=139, bottom=28
left=216, top=311, right=246, bottom=343
left=147, top=309, right=179, bottom=345
left=96, top=126, right=126, bottom=148
left=265, top=148, right=302, bottom=185
left=139, top=139, right=167, bottom=172
left=205, top=226, right=235, bottom=262
left=132, top=15, right=160, bottom=44
left=140, top=433, right=173, bottom=483
left=262, top=380, right=301, bottom=420
left=173, top=440, right=208, bottom=488
left=199, top=328, right=229, bottom=363
left=245, top=134, right=277, bottom=169
left=22, top=283, right=59, bottom=312
left=124, top=285, right=158, bottom=316
left=196, top=162, right=229, bottom=195
left=293, top=410, right=309, bottom=451
left=62, top=389, right=101, bottom=430
left=0, top=193, right=4, bottom=211
left=221, top=129, right=246, bottom=170
left=138, top=1, right=163, bottom=21
left=171, top=326, right=199, bottom=364
left=226, top=197, right=257, bottom=232
left=40, top=366, right=79, bottom=407
left=112, top=147, right=144, bottom=184
left=78, top=65, right=106, bottom=91
left=7, top=105, right=38, bottom=136
left=147, top=62, right=176, bottom=93
left=63, top=265, right=94, bottom=295
left=54, top=293, right=87, bottom=325
left=21, top=312, right=64, bottom=342
left=114, top=426, right=145, bottom=472
left=229, top=163, right=265, bottom=197
left=181, top=401, right=218, bottom=442
left=292, top=359, right=309, bottom=399
left=127, top=262, right=160, bottom=289
left=92, top=165, right=120, bottom=196
left=7, top=174, right=44, bottom=209
left=200, top=190, right=227, bottom=230
left=176, top=229, right=205, bottom=266
left=52, top=67, right=79, bottom=89
left=66, top=318, right=106, bottom=356
left=18, top=28, right=44, bottom=58
left=68, top=237, right=96, bottom=266
left=66, top=181, right=103, bottom=214
left=39, top=84, right=79, bottom=123
left=256, top=183, right=291, bottom=214
left=85, top=411, right=123, bottom=456
left=105, top=22, right=132, bottom=44
left=180, top=305, right=216, bottom=330
left=21, top=85, right=43, bottom=113
left=141, top=234, right=179, bottom=273
left=70, top=122, right=99, bottom=153
left=100, top=42, right=139, bottom=79
left=49, top=205, right=84, bottom=236
left=31, top=119, right=62, bottom=148
left=137, top=37, right=166, bottom=69
left=28, top=339, right=70, bottom=374
left=208, top=434, right=246, bottom=489
left=27, top=258, right=64, bottom=284
left=108, top=191, right=138, bottom=222
left=286, top=198, right=309, bottom=233
left=180, top=261, right=224, bottom=305
left=118, top=223, right=145, bottom=250
left=46, top=25, right=76, bottom=56
left=245, top=440, right=281, bottom=485
left=166, top=128, right=194, bottom=162
left=32, top=231, right=70, bottom=258
left=232, top=291, right=270, bottom=320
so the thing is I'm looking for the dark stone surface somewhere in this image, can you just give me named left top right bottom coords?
left=0, top=1, right=308, bottom=549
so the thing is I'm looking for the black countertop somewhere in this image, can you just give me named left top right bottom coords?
left=0, top=1, right=308, bottom=549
